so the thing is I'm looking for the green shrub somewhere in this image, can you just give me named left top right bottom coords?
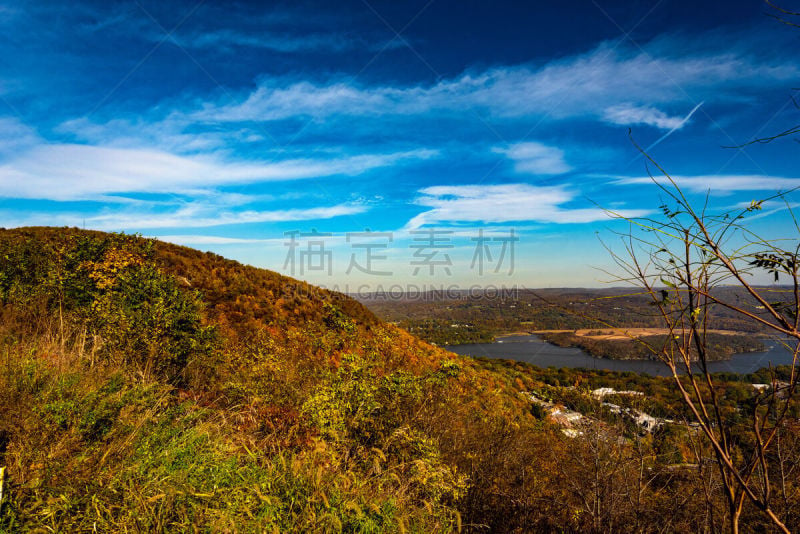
left=0, top=233, right=216, bottom=382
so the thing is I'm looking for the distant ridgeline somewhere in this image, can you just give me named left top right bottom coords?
left=363, top=287, right=776, bottom=350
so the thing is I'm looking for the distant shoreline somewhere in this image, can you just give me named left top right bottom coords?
left=496, top=328, right=759, bottom=340
left=468, top=329, right=766, bottom=362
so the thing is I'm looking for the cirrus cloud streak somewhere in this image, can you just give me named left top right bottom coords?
left=0, top=140, right=437, bottom=201
left=407, top=183, right=649, bottom=228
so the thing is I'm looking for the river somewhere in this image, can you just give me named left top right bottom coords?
left=445, top=334, right=797, bottom=376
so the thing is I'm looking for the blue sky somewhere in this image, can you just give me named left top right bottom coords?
left=1, top=0, right=800, bottom=288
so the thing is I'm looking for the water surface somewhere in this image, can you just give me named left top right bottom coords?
left=445, top=335, right=796, bottom=376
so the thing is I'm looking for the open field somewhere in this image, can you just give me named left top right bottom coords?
left=524, top=328, right=758, bottom=342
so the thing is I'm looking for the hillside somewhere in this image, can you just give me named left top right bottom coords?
left=0, top=228, right=798, bottom=533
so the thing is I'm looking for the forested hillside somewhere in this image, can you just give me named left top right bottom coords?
left=0, top=227, right=797, bottom=533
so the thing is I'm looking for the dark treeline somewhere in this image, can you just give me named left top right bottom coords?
left=539, top=331, right=766, bottom=361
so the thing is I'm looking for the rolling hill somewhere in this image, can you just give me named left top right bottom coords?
left=0, top=227, right=796, bottom=533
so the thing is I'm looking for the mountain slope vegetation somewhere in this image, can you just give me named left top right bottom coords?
left=0, top=227, right=797, bottom=533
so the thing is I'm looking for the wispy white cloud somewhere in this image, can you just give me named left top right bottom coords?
left=48, top=33, right=797, bottom=191
left=191, top=43, right=796, bottom=128
left=493, top=142, right=572, bottom=175
left=0, top=141, right=437, bottom=201
left=644, top=102, right=705, bottom=151
left=0, top=201, right=367, bottom=231
left=0, top=117, right=40, bottom=156
left=93, top=203, right=367, bottom=229
left=726, top=199, right=800, bottom=222
left=165, top=28, right=403, bottom=54
left=406, top=183, right=648, bottom=228
left=53, top=2, right=402, bottom=55
left=614, top=174, right=800, bottom=193
left=153, top=235, right=274, bottom=245
left=56, top=115, right=238, bottom=153
left=603, top=103, right=691, bottom=129
left=174, top=29, right=350, bottom=52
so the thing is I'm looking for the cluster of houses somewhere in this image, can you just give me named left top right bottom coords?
left=526, top=382, right=784, bottom=439
left=527, top=387, right=671, bottom=437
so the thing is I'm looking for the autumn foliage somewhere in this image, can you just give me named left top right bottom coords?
left=0, top=227, right=798, bottom=533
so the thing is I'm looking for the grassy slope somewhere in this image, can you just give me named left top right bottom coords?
left=0, top=228, right=796, bottom=533
left=0, top=228, right=542, bottom=532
